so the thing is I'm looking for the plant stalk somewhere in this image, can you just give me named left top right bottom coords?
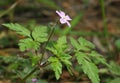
left=100, top=0, right=109, bottom=38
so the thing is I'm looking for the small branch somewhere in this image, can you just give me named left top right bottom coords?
left=20, top=66, right=38, bottom=83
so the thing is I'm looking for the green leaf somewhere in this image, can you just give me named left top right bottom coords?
left=70, top=37, right=80, bottom=50
left=18, top=38, right=40, bottom=51
left=78, top=37, right=95, bottom=49
left=47, top=36, right=72, bottom=78
left=60, top=54, right=72, bottom=75
left=47, top=36, right=68, bottom=56
left=60, top=54, right=72, bottom=66
left=48, top=57, right=62, bottom=80
left=75, top=52, right=100, bottom=83
left=54, top=36, right=67, bottom=52
left=82, top=60, right=100, bottom=83
left=3, top=23, right=30, bottom=37
left=75, top=52, right=87, bottom=64
left=32, top=26, right=48, bottom=42
left=109, top=61, right=120, bottom=76
left=70, top=37, right=95, bottom=51
left=29, top=54, right=40, bottom=66
left=89, top=51, right=109, bottom=66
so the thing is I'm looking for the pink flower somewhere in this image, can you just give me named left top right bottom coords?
left=56, top=10, right=72, bottom=27
left=32, top=78, right=37, bottom=83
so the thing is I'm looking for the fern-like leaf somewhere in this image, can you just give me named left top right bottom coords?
left=3, top=23, right=30, bottom=37
left=82, top=60, right=100, bottom=83
left=18, top=38, right=40, bottom=51
left=70, top=37, right=95, bottom=51
left=47, top=36, right=72, bottom=78
left=32, top=26, right=48, bottom=42
left=48, top=57, right=62, bottom=80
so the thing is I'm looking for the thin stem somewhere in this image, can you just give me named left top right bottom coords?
left=39, top=22, right=57, bottom=64
left=22, top=66, right=38, bottom=81
left=100, top=0, right=109, bottom=38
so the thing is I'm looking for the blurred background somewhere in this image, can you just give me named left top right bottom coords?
left=0, top=0, right=120, bottom=83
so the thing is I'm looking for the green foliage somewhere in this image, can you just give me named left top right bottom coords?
left=82, top=60, right=100, bottom=83
left=16, top=66, right=34, bottom=79
left=2, top=23, right=108, bottom=82
left=70, top=37, right=103, bottom=83
left=32, top=26, right=48, bottom=42
left=3, top=23, right=48, bottom=52
left=18, top=38, right=40, bottom=51
left=29, top=53, right=41, bottom=66
left=88, top=51, right=109, bottom=66
left=70, top=37, right=95, bottom=51
left=47, top=36, right=72, bottom=79
left=109, top=61, right=120, bottom=76
left=48, top=57, right=62, bottom=80
left=75, top=52, right=100, bottom=83
left=3, top=23, right=30, bottom=37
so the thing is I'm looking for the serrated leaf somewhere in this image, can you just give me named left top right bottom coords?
left=60, top=54, right=72, bottom=65
left=60, top=54, right=72, bottom=75
left=47, top=36, right=68, bottom=56
left=32, top=26, right=48, bottom=42
left=47, top=36, right=72, bottom=79
left=70, top=37, right=95, bottom=51
left=89, top=51, right=109, bottom=66
left=78, top=37, right=95, bottom=49
left=54, top=36, right=67, bottom=52
left=82, top=60, right=100, bottom=83
left=75, top=52, right=100, bottom=83
left=109, top=61, right=120, bottom=76
left=70, top=37, right=80, bottom=50
left=18, top=38, right=40, bottom=51
left=48, top=57, right=62, bottom=80
left=75, top=52, right=86, bottom=64
left=46, top=46, right=58, bottom=55
left=3, top=23, right=30, bottom=37
left=30, top=55, right=40, bottom=66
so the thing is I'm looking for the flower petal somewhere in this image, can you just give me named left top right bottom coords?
left=56, top=10, right=65, bottom=18
left=60, top=18, right=66, bottom=24
left=66, top=21, right=71, bottom=27
left=65, top=15, right=72, bottom=20
left=59, top=10, right=65, bottom=17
